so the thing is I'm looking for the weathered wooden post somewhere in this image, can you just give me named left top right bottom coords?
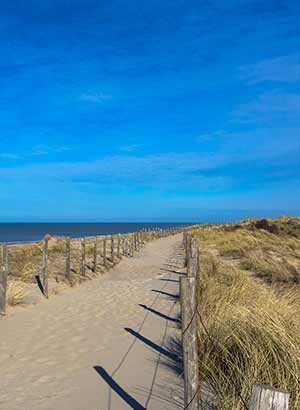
left=183, top=231, right=187, bottom=266
left=117, top=234, right=121, bottom=258
left=138, top=232, right=141, bottom=249
left=136, top=233, right=139, bottom=250
left=122, top=237, right=126, bottom=256
left=66, top=237, right=71, bottom=282
left=130, top=236, right=134, bottom=256
left=0, top=245, right=8, bottom=315
left=249, top=384, right=289, bottom=410
left=111, top=235, right=115, bottom=263
left=93, top=236, right=98, bottom=272
left=80, top=237, right=86, bottom=276
left=188, top=238, right=199, bottom=278
left=134, top=233, right=138, bottom=251
left=180, top=276, right=199, bottom=410
left=42, top=236, right=49, bottom=298
left=103, top=238, right=107, bottom=267
left=185, top=232, right=192, bottom=270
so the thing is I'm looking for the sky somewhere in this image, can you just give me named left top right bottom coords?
left=0, top=0, right=300, bottom=222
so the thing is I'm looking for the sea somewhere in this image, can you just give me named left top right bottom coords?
left=0, top=223, right=190, bottom=244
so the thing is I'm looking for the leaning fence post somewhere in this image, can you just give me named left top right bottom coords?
left=80, top=237, right=86, bottom=276
left=180, top=276, right=199, bottom=410
left=42, top=236, right=49, bottom=298
left=66, top=237, right=71, bottom=282
left=249, top=384, right=289, bottom=410
left=0, top=245, right=8, bottom=315
left=93, top=236, right=98, bottom=272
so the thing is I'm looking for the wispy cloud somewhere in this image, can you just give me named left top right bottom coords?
left=119, top=144, right=140, bottom=153
left=0, top=153, right=20, bottom=160
left=80, top=92, right=112, bottom=103
left=232, top=90, right=300, bottom=123
left=30, top=144, right=71, bottom=156
left=0, top=145, right=71, bottom=160
left=0, top=142, right=298, bottom=193
left=240, top=54, right=300, bottom=84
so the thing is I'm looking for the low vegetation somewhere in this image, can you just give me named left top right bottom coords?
left=195, top=216, right=300, bottom=284
left=6, top=281, right=28, bottom=306
left=193, top=216, right=300, bottom=409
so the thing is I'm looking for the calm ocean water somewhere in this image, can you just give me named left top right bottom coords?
left=0, top=223, right=189, bottom=244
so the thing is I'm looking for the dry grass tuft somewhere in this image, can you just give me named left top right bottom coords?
left=7, top=281, right=28, bottom=306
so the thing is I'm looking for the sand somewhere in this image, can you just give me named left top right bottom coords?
left=0, top=234, right=185, bottom=410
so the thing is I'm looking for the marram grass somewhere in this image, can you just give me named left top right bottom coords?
left=197, top=253, right=300, bottom=410
left=7, top=281, right=28, bottom=306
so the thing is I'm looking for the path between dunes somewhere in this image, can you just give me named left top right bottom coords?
left=0, top=234, right=185, bottom=410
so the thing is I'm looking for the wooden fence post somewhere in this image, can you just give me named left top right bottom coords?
left=80, top=237, right=86, bottom=276
left=42, top=236, right=49, bottom=298
left=134, top=233, right=138, bottom=251
left=180, top=276, right=199, bottom=410
left=131, top=236, right=134, bottom=256
left=249, top=384, right=289, bottom=410
left=103, top=238, right=107, bottom=267
left=183, top=231, right=187, bottom=266
left=185, top=232, right=192, bottom=271
left=138, top=232, right=141, bottom=249
left=140, top=231, right=144, bottom=246
left=93, top=236, right=98, bottom=272
left=122, top=237, right=126, bottom=256
left=188, top=238, right=199, bottom=278
left=117, top=234, right=121, bottom=258
left=0, top=245, right=8, bottom=316
left=66, top=237, right=71, bottom=282
left=111, top=236, right=115, bottom=263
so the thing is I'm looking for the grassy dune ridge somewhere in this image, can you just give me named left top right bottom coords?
left=192, top=216, right=300, bottom=409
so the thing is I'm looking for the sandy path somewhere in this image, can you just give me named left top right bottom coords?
left=0, top=234, right=185, bottom=410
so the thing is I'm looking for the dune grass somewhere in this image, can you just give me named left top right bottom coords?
left=7, top=281, right=28, bottom=306
left=195, top=219, right=300, bottom=284
left=192, top=217, right=300, bottom=409
left=197, top=254, right=300, bottom=409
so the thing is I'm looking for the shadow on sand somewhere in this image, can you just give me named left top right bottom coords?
left=151, top=289, right=180, bottom=299
left=125, top=327, right=179, bottom=362
left=94, top=366, right=146, bottom=410
left=139, top=304, right=180, bottom=323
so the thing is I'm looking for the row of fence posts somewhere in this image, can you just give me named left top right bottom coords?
left=0, top=226, right=184, bottom=316
left=181, top=231, right=290, bottom=410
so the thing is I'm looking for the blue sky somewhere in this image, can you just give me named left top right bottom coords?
left=0, top=0, right=300, bottom=221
